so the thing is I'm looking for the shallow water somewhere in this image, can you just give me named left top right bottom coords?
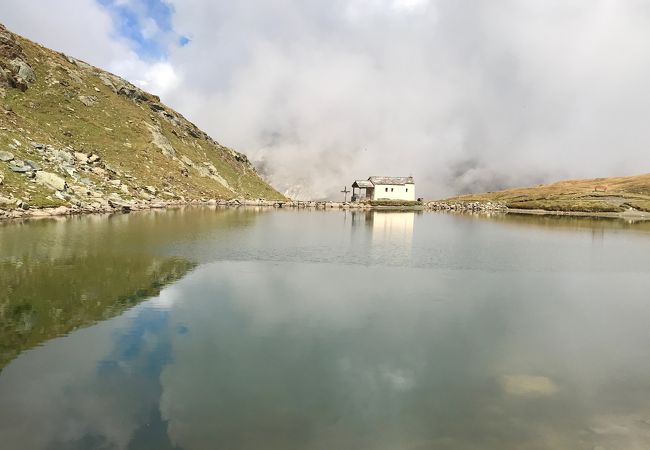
left=1, top=208, right=650, bottom=449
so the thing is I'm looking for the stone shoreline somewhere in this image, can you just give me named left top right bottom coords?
left=4, top=198, right=649, bottom=222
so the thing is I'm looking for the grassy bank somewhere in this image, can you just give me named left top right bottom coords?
left=439, top=173, right=650, bottom=214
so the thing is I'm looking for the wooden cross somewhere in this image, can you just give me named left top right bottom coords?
left=341, top=186, right=350, bottom=202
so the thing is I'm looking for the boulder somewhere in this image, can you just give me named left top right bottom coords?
left=78, top=95, right=98, bottom=107
left=10, top=59, right=36, bottom=90
left=51, top=206, right=70, bottom=216
left=88, top=154, right=100, bottom=163
left=144, top=122, right=176, bottom=158
left=52, top=149, right=75, bottom=165
left=9, top=161, right=29, bottom=173
left=54, top=190, right=68, bottom=201
left=36, top=171, right=67, bottom=191
left=0, top=67, right=10, bottom=89
left=0, top=150, right=14, bottom=162
left=144, top=185, right=157, bottom=195
left=74, top=152, right=88, bottom=163
left=24, top=160, right=41, bottom=170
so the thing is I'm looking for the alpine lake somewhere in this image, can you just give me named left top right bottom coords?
left=1, top=207, right=650, bottom=450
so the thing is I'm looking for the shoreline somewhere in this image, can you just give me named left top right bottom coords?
left=3, top=198, right=650, bottom=223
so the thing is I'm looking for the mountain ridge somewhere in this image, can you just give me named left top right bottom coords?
left=0, top=22, right=284, bottom=217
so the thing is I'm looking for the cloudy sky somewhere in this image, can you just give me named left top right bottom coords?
left=2, top=0, right=650, bottom=199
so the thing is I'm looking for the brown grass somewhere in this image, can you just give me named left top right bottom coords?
left=440, top=173, right=650, bottom=213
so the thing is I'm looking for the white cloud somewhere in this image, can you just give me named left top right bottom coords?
left=3, top=0, right=650, bottom=198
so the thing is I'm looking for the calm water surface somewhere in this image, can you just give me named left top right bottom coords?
left=1, top=208, right=650, bottom=449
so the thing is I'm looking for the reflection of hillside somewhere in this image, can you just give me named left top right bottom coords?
left=0, top=207, right=269, bottom=372
left=0, top=256, right=195, bottom=371
left=447, top=212, right=650, bottom=235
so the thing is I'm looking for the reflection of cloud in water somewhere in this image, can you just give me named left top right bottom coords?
left=157, top=262, right=650, bottom=449
left=0, top=284, right=185, bottom=450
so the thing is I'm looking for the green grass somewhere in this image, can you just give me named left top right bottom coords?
left=0, top=27, right=285, bottom=207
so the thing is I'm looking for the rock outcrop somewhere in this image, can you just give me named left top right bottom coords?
left=0, top=22, right=285, bottom=219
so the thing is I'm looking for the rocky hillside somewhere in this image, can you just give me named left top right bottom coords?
left=0, top=23, right=284, bottom=217
left=437, top=173, right=650, bottom=214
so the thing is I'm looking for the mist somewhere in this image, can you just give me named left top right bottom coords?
left=4, top=0, right=650, bottom=199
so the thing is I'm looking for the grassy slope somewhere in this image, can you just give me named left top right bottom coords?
left=0, top=24, right=284, bottom=207
left=442, top=173, right=650, bottom=213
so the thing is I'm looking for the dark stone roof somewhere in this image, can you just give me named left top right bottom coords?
left=368, top=176, right=414, bottom=185
left=352, top=180, right=374, bottom=188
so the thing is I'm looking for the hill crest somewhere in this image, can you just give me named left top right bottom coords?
left=0, top=23, right=284, bottom=216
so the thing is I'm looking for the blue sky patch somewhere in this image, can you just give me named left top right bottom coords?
left=97, top=0, right=186, bottom=59
left=178, top=35, right=191, bottom=47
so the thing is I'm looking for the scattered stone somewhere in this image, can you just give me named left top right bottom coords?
left=144, top=185, right=157, bottom=195
left=104, top=164, right=118, bottom=175
left=0, top=195, right=13, bottom=205
left=181, top=155, right=193, bottom=166
left=88, top=154, right=100, bottom=163
left=109, top=201, right=131, bottom=212
left=91, top=167, right=106, bottom=177
left=78, top=95, right=98, bottom=107
left=51, top=206, right=69, bottom=216
left=10, top=59, right=36, bottom=89
left=61, top=165, right=77, bottom=178
left=30, top=142, right=46, bottom=150
left=74, top=152, right=88, bottom=163
left=9, top=161, right=29, bottom=173
left=35, top=171, right=67, bottom=191
left=108, top=179, right=121, bottom=187
left=120, top=184, right=130, bottom=195
left=0, top=150, right=14, bottom=162
left=197, top=166, right=210, bottom=178
left=24, top=160, right=41, bottom=171
left=52, top=149, right=75, bottom=165
left=426, top=200, right=508, bottom=212
left=54, top=190, right=69, bottom=201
